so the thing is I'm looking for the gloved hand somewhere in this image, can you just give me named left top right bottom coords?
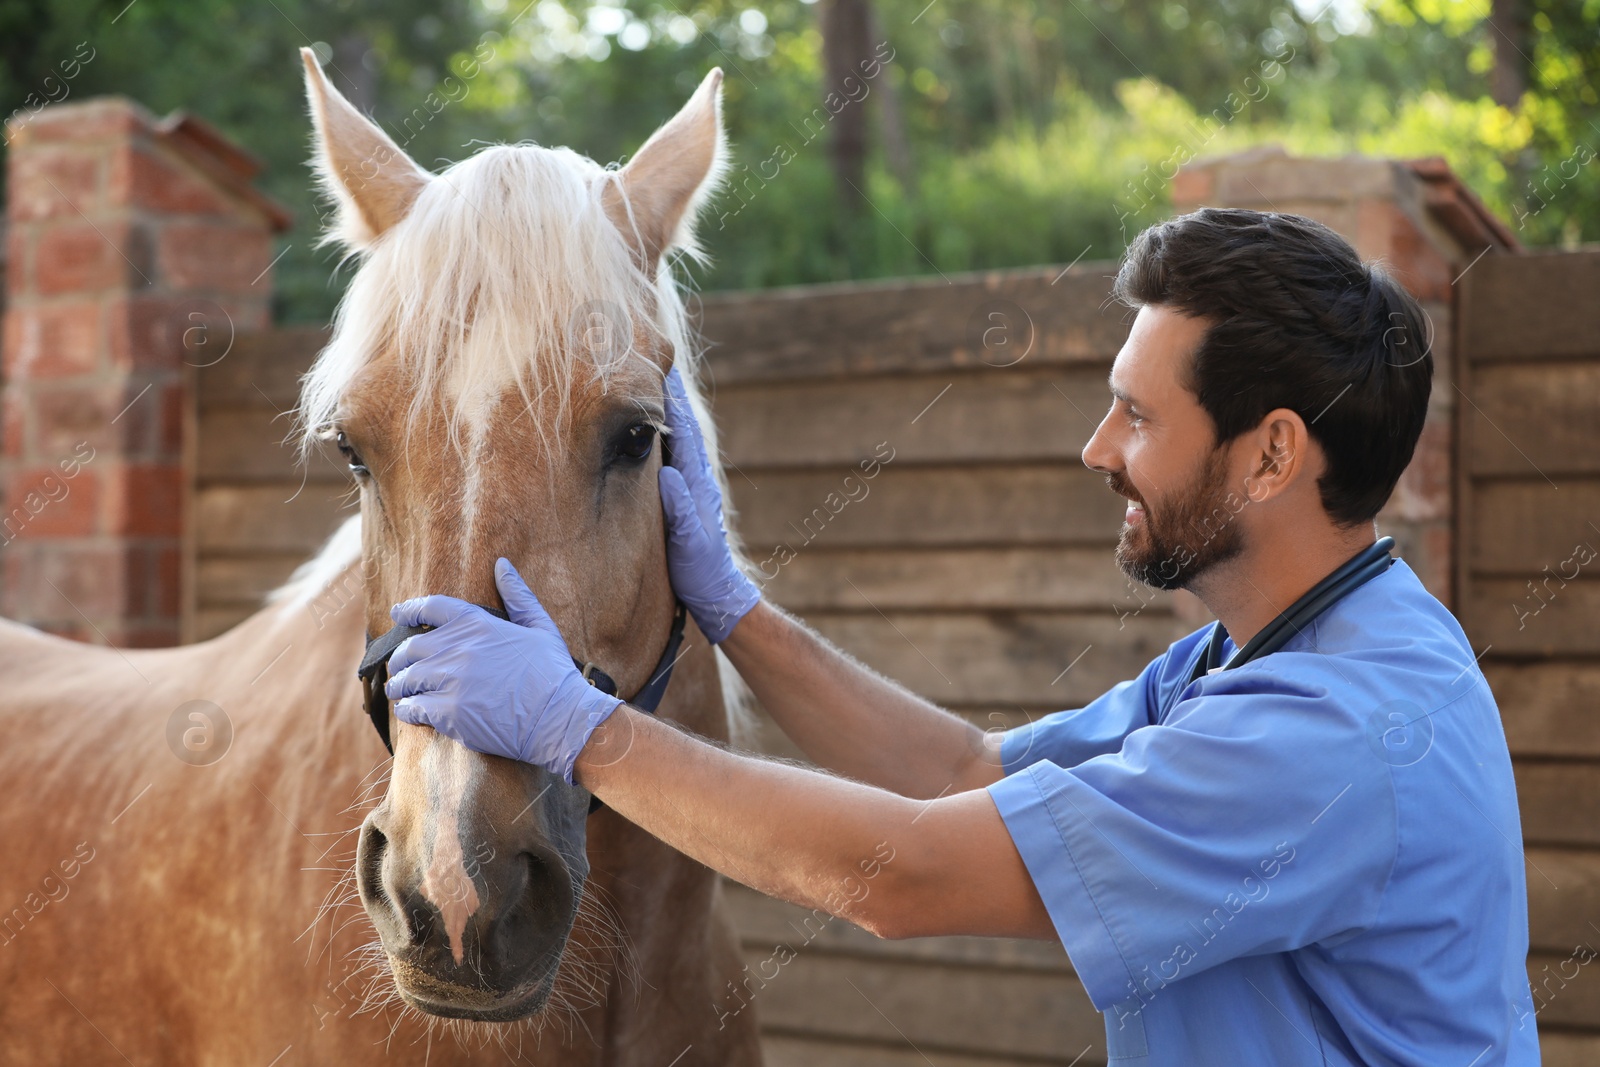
left=384, top=557, right=622, bottom=783
left=660, top=365, right=761, bottom=643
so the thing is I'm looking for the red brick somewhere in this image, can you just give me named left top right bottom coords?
left=7, top=100, right=148, bottom=149
left=1, top=390, right=25, bottom=460
left=156, top=378, right=186, bottom=454
left=155, top=222, right=272, bottom=291
left=1373, top=202, right=1452, bottom=304
left=0, top=540, right=130, bottom=629
left=34, top=221, right=148, bottom=295
left=7, top=148, right=101, bottom=222
left=27, top=383, right=123, bottom=463
left=124, top=541, right=182, bottom=622
left=102, top=462, right=182, bottom=537
left=109, top=143, right=236, bottom=218
left=108, top=294, right=257, bottom=374
left=0, top=546, right=28, bottom=615
left=1389, top=418, right=1452, bottom=523
left=1354, top=197, right=1392, bottom=260
left=107, top=294, right=197, bottom=374
left=6, top=228, right=32, bottom=295
left=1419, top=522, right=1454, bottom=608
left=2, top=301, right=102, bottom=379
left=99, top=375, right=182, bottom=460
left=125, top=543, right=156, bottom=618
left=2, top=465, right=100, bottom=537
left=1171, top=166, right=1214, bottom=210
left=152, top=541, right=181, bottom=619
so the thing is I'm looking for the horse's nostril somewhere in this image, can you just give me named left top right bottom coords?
left=356, top=818, right=401, bottom=938
left=358, top=820, right=387, bottom=897
left=478, top=848, right=576, bottom=975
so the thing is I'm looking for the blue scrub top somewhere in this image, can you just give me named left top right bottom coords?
left=987, top=559, right=1538, bottom=1065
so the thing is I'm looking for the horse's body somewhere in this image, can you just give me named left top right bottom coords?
left=0, top=530, right=758, bottom=1063
left=0, top=52, right=763, bottom=1063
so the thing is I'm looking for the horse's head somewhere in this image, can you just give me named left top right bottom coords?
left=297, top=50, right=728, bottom=1022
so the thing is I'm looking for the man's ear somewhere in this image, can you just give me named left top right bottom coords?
left=1240, top=407, right=1311, bottom=504
left=602, top=68, right=728, bottom=275
left=301, top=47, right=432, bottom=249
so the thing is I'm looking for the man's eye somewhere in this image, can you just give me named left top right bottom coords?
left=616, top=423, right=657, bottom=462
left=335, top=431, right=369, bottom=476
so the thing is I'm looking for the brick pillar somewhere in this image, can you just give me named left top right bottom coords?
left=1171, top=146, right=1519, bottom=609
left=2, top=98, right=289, bottom=646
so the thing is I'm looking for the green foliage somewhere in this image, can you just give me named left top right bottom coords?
left=2, top=0, right=1594, bottom=323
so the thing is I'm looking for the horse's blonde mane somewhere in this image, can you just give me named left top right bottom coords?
left=276, top=137, right=755, bottom=738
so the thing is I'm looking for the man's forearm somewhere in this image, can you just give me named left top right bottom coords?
left=575, top=705, right=1053, bottom=942
left=719, top=601, right=1001, bottom=799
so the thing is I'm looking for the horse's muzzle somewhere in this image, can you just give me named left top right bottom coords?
left=356, top=812, right=578, bottom=1019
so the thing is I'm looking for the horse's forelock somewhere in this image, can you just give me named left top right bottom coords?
left=295, top=142, right=693, bottom=465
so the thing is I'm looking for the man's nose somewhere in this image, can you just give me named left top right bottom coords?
left=1081, top=410, right=1118, bottom=473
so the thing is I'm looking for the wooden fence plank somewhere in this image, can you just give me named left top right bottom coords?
left=1527, top=848, right=1600, bottom=954
left=716, top=368, right=1110, bottom=469
left=762, top=546, right=1171, bottom=616
left=762, top=1034, right=1101, bottom=1067
left=196, top=553, right=312, bottom=608
left=804, top=611, right=1185, bottom=706
left=195, top=486, right=354, bottom=554
left=195, top=325, right=328, bottom=409
left=699, top=263, right=1129, bottom=385
left=1489, top=663, right=1600, bottom=759
left=737, top=703, right=1058, bottom=772
left=1527, top=949, right=1600, bottom=1030
left=1465, top=363, right=1600, bottom=476
left=731, top=465, right=1123, bottom=552
left=738, top=949, right=1103, bottom=1060
left=1517, top=762, right=1600, bottom=848
left=1543, top=1033, right=1600, bottom=1067
left=1464, top=581, right=1600, bottom=657
left=197, top=407, right=345, bottom=485
left=1460, top=250, right=1600, bottom=364
left=1467, top=481, right=1600, bottom=576
left=725, top=884, right=1071, bottom=974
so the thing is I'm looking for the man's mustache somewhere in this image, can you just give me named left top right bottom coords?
left=1105, top=471, right=1146, bottom=508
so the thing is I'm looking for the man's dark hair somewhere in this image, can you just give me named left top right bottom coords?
left=1112, top=207, right=1433, bottom=527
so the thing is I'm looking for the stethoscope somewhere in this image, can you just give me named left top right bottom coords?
left=1181, top=535, right=1398, bottom=691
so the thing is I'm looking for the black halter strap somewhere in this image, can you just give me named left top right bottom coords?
left=356, top=598, right=688, bottom=813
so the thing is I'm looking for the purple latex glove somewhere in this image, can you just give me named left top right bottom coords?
left=660, top=365, right=761, bottom=643
left=385, top=557, right=622, bottom=782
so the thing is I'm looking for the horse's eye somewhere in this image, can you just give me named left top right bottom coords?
left=335, top=431, right=369, bottom=477
left=616, top=423, right=657, bottom=462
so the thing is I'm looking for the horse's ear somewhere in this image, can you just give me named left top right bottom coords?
left=603, top=68, right=728, bottom=273
left=301, top=48, right=431, bottom=249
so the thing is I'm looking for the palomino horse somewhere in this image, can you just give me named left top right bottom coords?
left=0, top=53, right=762, bottom=1064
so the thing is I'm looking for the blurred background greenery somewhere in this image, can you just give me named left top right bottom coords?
left=1, top=0, right=1594, bottom=323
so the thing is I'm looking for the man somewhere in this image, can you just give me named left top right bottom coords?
left=384, top=209, right=1538, bottom=1063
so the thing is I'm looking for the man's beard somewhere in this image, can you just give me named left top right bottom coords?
left=1109, top=449, right=1245, bottom=591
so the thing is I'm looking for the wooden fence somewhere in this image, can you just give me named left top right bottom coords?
left=697, top=265, right=1179, bottom=1065
left=1457, top=248, right=1600, bottom=1063
left=186, top=253, right=1600, bottom=1063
